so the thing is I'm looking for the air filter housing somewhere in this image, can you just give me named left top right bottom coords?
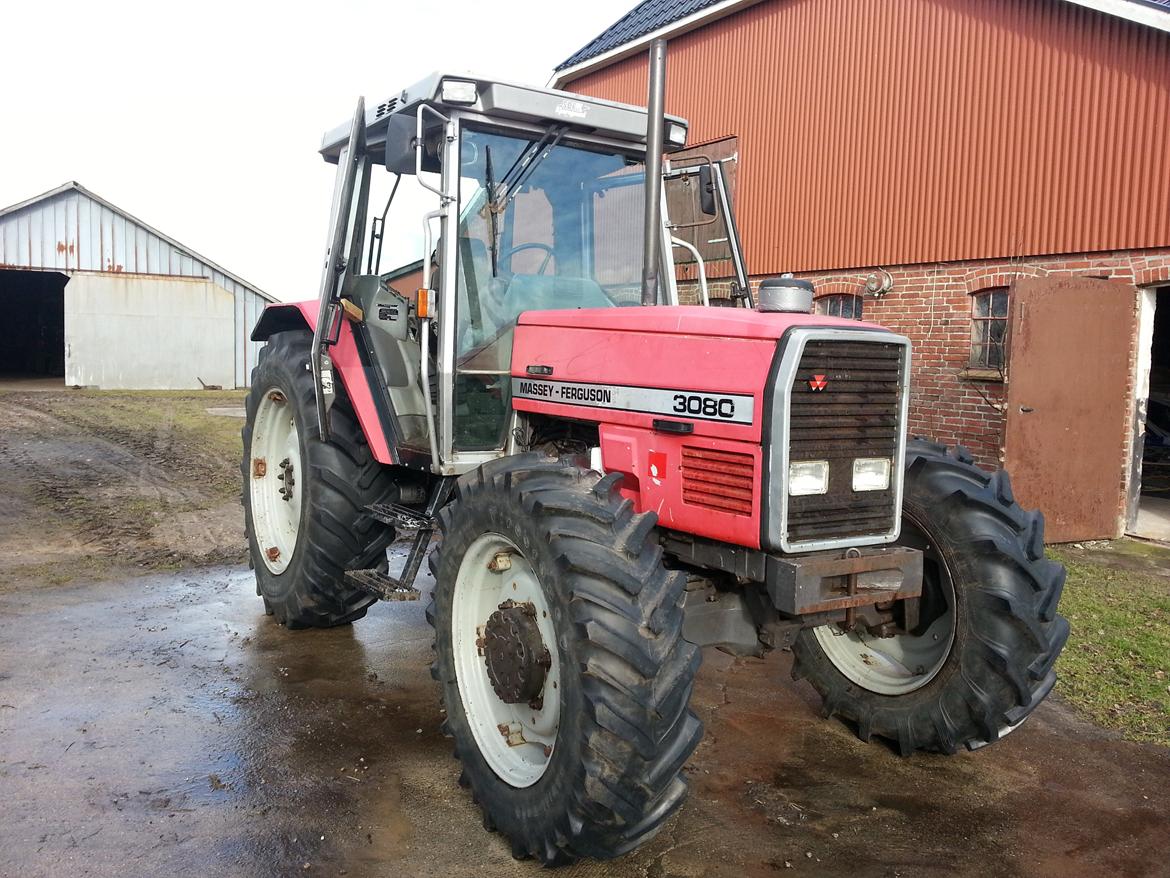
left=757, top=276, right=814, bottom=313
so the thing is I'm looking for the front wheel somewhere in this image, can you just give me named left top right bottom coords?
left=241, top=330, right=397, bottom=628
left=792, top=439, right=1070, bottom=754
left=427, top=455, right=702, bottom=864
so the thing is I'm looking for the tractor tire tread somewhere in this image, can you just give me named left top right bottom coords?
left=428, top=454, right=701, bottom=865
left=792, top=438, right=1068, bottom=754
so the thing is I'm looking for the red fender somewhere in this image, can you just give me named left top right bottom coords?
left=251, top=302, right=396, bottom=465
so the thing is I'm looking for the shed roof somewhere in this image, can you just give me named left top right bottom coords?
left=0, top=181, right=276, bottom=302
left=554, top=0, right=1170, bottom=80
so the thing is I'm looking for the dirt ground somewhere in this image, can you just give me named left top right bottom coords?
left=0, top=385, right=246, bottom=589
left=2, top=383, right=1169, bottom=876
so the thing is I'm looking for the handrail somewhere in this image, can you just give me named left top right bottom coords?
left=671, top=237, right=709, bottom=306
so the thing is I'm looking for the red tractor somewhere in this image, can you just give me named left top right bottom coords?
left=243, top=52, right=1068, bottom=865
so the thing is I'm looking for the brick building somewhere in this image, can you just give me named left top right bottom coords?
left=554, top=0, right=1170, bottom=541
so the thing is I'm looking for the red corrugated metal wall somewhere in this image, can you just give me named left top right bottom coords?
left=564, top=0, right=1170, bottom=274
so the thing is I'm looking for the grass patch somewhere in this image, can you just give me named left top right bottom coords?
left=24, top=389, right=246, bottom=498
left=0, top=387, right=249, bottom=588
left=1049, top=542, right=1170, bottom=746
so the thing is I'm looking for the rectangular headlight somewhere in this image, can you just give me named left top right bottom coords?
left=667, top=122, right=687, bottom=146
left=440, top=79, right=478, bottom=104
left=852, top=457, right=891, bottom=492
left=789, top=460, right=829, bottom=496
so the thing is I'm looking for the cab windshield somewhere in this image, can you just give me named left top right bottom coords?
left=452, top=124, right=650, bottom=450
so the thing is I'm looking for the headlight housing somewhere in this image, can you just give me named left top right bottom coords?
left=789, top=460, right=829, bottom=496
left=852, top=457, right=891, bottom=492
left=440, top=79, right=478, bottom=104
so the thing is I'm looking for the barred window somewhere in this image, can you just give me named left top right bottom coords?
left=970, top=287, right=1009, bottom=369
left=815, top=294, right=863, bottom=320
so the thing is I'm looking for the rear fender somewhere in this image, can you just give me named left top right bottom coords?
left=250, top=301, right=315, bottom=342
left=250, top=301, right=397, bottom=465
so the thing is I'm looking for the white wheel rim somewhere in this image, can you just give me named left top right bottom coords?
left=248, top=388, right=302, bottom=575
left=452, top=534, right=561, bottom=788
left=812, top=520, right=956, bottom=696
left=813, top=606, right=954, bottom=695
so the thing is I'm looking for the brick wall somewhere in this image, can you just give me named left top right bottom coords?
left=681, top=248, right=1170, bottom=482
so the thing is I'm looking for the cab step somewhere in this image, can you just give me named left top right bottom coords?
left=345, top=568, right=420, bottom=602
left=353, top=479, right=455, bottom=603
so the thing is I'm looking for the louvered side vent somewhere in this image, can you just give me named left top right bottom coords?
left=681, top=447, right=755, bottom=516
left=786, top=339, right=905, bottom=543
left=375, top=98, right=398, bottom=119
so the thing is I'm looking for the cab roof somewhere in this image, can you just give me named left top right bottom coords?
left=319, top=72, right=689, bottom=163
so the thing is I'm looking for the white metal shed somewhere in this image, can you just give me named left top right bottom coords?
left=0, top=182, right=275, bottom=389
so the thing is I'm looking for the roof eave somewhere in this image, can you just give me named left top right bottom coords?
left=550, top=0, right=766, bottom=87
left=1061, top=0, right=1170, bottom=32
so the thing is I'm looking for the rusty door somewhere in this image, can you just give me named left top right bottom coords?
left=1003, top=276, right=1136, bottom=542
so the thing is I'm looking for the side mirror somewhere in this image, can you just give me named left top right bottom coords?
left=385, top=114, right=444, bottom=175
left=698, top=164, right=717, bottom=216
left=385, top=113, right=416, bottom=174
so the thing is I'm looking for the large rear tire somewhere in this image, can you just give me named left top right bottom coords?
left=792, top=439, right=1069, bottom=754
left=241, top=330, right=397, bottom=628
left=427, top=455, right=702, bottom=864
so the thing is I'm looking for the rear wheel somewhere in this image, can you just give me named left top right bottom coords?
left=242, top=330, right=397, bottom=628
left=792, top=439, right=1069, bottom=754
left=428, top=455, right=702, bottom=864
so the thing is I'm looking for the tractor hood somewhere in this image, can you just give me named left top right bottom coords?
left=515, top=304, right=890, bottom=340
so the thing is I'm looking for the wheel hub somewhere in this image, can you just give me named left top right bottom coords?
left=278, top=457, right=296, bottom=501
left=482, top=600, right=551, bottom=705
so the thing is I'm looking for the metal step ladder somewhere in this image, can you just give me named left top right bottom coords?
left=344, top=478, right=453, bottom=603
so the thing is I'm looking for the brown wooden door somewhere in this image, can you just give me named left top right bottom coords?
left=1003, top=276, right=1136, bottom=542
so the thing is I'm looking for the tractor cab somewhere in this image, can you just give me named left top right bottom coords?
left=309, top=73, right=745, bottom=474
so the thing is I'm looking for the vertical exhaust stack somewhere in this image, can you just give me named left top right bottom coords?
left=641, top=38, right=667, bottom=307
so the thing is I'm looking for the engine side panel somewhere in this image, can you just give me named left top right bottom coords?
left=599, top=424, right=764, bottom=548
left=511, top=318, right=780, bottom=548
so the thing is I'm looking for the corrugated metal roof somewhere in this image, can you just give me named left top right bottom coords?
left=0, top=181, right=275, bottom=387
left=555, top=0, right=1170, bottom=73
left=0, top=182, right=275, bottom=302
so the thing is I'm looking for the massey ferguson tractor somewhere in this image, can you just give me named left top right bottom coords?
left=243, top=46, right=1069, bottom=865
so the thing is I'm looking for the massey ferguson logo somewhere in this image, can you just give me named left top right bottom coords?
left=808, top=374, right=828, bottom=391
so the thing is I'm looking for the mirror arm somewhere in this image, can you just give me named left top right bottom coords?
left=416, top=105, right=453, bottom=203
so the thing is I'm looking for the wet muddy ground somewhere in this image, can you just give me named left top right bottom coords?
left=3, top=554, right=1168, bottom=878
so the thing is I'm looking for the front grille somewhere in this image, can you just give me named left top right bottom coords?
left=786, top=339, right=904, bottom=544
left=682, top=446, right=754, bottom=516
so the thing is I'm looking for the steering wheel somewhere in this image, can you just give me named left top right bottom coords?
left=501, top=242, right=554, bottom=275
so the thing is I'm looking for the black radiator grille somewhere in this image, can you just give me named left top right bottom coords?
left=786, top=339, right=904, bottom=544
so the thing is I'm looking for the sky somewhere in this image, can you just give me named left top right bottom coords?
left=0, top=0, right=638, bottom=301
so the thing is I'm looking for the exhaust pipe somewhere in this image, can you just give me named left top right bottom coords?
left=640, top=38, right=667, bottom=307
